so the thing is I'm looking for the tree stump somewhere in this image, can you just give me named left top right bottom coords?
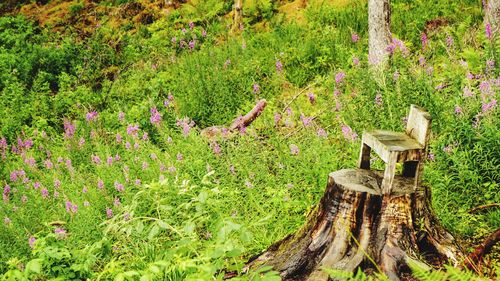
left=243, top=169, right=464, bottom=281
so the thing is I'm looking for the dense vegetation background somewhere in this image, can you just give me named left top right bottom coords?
left=0, top=0, right=498, bottom=279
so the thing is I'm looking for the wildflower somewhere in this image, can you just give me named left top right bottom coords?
left=125, top=142, right=131, bottom=150
left=276, top=60, right=283, bottom=73
left=229, top=165, right=236, bottom=174
left=134, top=142, right=139, bottom=150
left=115, top=154, right=121, bottom=161
left=427, top=153, right=435, bottom=161
left=118, top=111, right=125, bottom=122
left=307, top=92, right=316, bottom=104
left=33, top=182, right=41, bottom=189
left=393, top=70, right=400, bottom=81
left=126, top=124, right=139, bottom=137
left=351, top=33, right=359, bottom=43
left=466, top=72, right=475, bottom=80
left=181, top=28, right=187, bottom=34
left=176, top=118, right=195, bottom=137
left=335, top=71, right=346, bottom=84
left=106, top=207, right=113, bottom=219
left=142, top=161, right=149, bottom=170
left=62, top=119, right=75, bottom=139
left=274, top=113, right=281, bottom=125
left=421, top=33, right=428, bottom=49
left=201, top=29, right=207, bottom=37
left=150, top=153, right=158, bottom=160
left=223, top=59, right=231, bottom=69
left=44, top=159, right=53, bottom=169
left=463, top=86, right=474, bottom=98
left=446, top=36, right=454, bottom=48
left=479, top=81, right=491, bottom=95
left=375, top=93, right=383, bottom=107
left=134, top=179, right=141, bottom=186
left=53, top=191, right=59, bottom=198
left=486, top=59, right=495, bottom=69
left=123, top=212, right=131, bottom=221
left=171, top=36, right=177, bottom=44
left=188, top=40, right=196, bottom=50
left=160, top=164, right=166, bottom=172
left=482, top=99, right=497, bottom=113
left=114, top=197, right=121, bottom=207
left=54, top=227, right=67, bottom=239
left=65, top=201, right=78, bottom=214
left=107, top=156, right=113, bottom=166
left=84, top=201, right=90, bottom=207
left=41, top=188, right=49, bottom=199
left=459, top=60, right=468, bottom=68
left=92, top=155, right=101, bottom=165
left=168, top=166, right=176, bottom=173
left=341, top=124, right=358, bottom=141
left=82, top=187, right=88, bottom=193
left=290, top=144, right=300, bottom=155
left=177, top=153, right=183, bottom=161
left=114, top=181, right=124, bottom=192
left=10, top=171, right=18, bottom=182
left=426, top=66, right=434, bottom=76
left=245, top=180, right=253, bottom=188
left=78, top=137, right=85, bottom=147
left=352, top=57, right=360, bottom=66
left=54, top=179, right=61, bottom=188
left=300, top=114, right=313, bottom=127
left=142, top=132, right=149, bottom=141
left=97, top=179, right=104, bottom=189
left=454, top=105, right=463, bottom=115
left=211, top=142, right=221, bottom=155
left=485, top=22, right=492, bottom=40
left=21, top=195, right=28, bottom=203
left=29, top=237, right=36, bottom=249
left=189, top=21, right=194, bottom=30
left=253, top=83, right=260, bottom=94
left=4, top=217, right=11, bottom=226
left=86, top=111, right=98, bottom=122
left=333, top=89, right=341, bottom=98
left=317, top=128, right=328, bottom=138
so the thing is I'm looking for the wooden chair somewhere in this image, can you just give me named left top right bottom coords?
left=358, top=105, right=432, bottom=194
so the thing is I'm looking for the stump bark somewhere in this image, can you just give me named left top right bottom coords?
left=244, top=169, right=464, bottom=281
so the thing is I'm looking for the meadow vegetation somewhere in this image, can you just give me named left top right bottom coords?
left=0, top=0, right=498, bottom=279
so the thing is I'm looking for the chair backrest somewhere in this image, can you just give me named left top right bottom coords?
left=405, top=104, right=432, bottom=146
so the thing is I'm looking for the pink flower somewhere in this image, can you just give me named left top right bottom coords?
left=290, top=144, right=300, bottom=155
left=150, top=107, right=162, bottom=125
left=352, top=57, right=360, bottom=66
left=463, top=86, right=474, bottom=97
left=142, top=161, right=149, bottom=170
left=274, top=113, right=281, bottom=126
left=142, top=132, right=149, bottom=141
left=126, top=124, right=139, bottom=137
left=118, top=111, right=125, bottom=122
left=421, top=33, right=428, bottom=49
left=177, top=153, right=183, bottom=161
left=63, top=119, right=76, bottom=138
left=482, top=99, right=497, bottom=113
left=29, top=236, right=36, bottom=248
left=44, top=159, right=53, bottom=169
left=276, top=60, right=283, bottom=72
left=41, top=188, right=49, bottom=199
left=253, top=83, right=260, bottom=94
left=211, top=142, right=221, bottom=155
left=375, top=93, right=383, bottom=107
left=107, top=156, right=113, bottom=166
left=202, top=29, right=207, bottom=37
left=335, top=72, right=346, bottom=84
left=54, top=227, right=67, bottom=239
left=134, top=179, right=141, bottom=186
left=454, top=105, right=463, bottom=115
left=176, top=118, right=195, bottom=137
left=54, top=179, right=61, bottom=188
left=300, top=114, right=313, bottom=127
left=351, top=33, right=359, bottom=43
left=446, top=36, right=454, bottom=48
left=78, top=137, right=85, bottom=147
left=4, top=217, right=11, bottom=225
left=91, top=155, right=101, bottom=165
left=106, top=207, right=113, bottom=219
left=86, top=111, right=98, bottom=122
left=114, top=197, right=121, bottom=207
left=116, top=133, right=122, bottom=143
left=485, top=22, right=492, bottom=40
left=341, top=124, right=358, bottom=141
left=65, top=201, right=78, bottom=214
left=317, top=128, right=328, bottom=138
left=114, top=181, right=124, bottom=192
left=307, top=93, right=316, bottom=104
left=97, top=179, right=104, bottom=189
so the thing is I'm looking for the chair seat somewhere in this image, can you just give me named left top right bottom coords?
left=362, top=130, right=424, bottom=163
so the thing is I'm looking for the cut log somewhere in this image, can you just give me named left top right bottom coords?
left=243, top=169, right=464, bottom=281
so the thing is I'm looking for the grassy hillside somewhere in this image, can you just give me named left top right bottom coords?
left=0, top=0, right=498, bottom=279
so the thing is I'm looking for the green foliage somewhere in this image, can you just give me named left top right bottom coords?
left=0, top=0, right=499, bottom=280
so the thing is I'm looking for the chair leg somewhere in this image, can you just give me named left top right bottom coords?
left=413, top=161, right=424, bottom=190
left=402, top=161, right=418, bottom=177
left=358, top=143, right=371, bottom=170
left=381, top=152, right=398, bottom=194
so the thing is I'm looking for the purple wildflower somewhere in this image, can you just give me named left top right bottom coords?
left=126, top=124, right=139, bottom=137
left=97, top=179, right=104, bottom=189
left=54, top=179, right=61, bottom=189
left=393, top=70, right=400, bottom=81
left=421, top=33, right=428, bottom=49
left=177, top=153, right=183, bottom=161
left=335, top=71, right=346, bottom=84
left=223, top=59, right=231, bottom=69
left=29, top=237, right=36, bottom=249
left=44, top=159, right=53, bottom=169
left=485, top=22, right=492, bottom=40
left=41, top=188, right=49, bottom=199
left=116, top=133, right=122, bottom=143
left=176, top=118, right=195, bottom=137
left=92, top=155, right=101, bottom=165
left=352, top=57, right=360, bottom=66
left=114, top=181, right=124, bottom=192
left=317, top=128, right=328, bottom=138
left=54, top=227, right=67, bottom=239
left=341, top=124, right=358, bottom=141
left=274, top=113, right=281, bottom=126
left=211, top=142, right=221, bottom=155
left=479, top=81, right=491, bottom=94
left=463, top=86, right=474, bottom=97
left=4, top=217, right=11, bottom=226
left=33, top=182, right=41, bottom=189
left=106, top=207, right=113, bottom=219
left=65, top=201, right=78, bottom=214
left=253, top=83, right=260, bottom=94
left=454, top=105, right=463, bottom=115
left=482, top=99, right=497, bottom=112
left=276, top=60, right=283, bottom=72
left=107, top=156, right=113, bottom=166
left=351, top=33, right=359, bottom=43
left=64, top=119, right=76, bottom=138
left=446, top=36, right=454, bottom=48
left=300, top=114, right=313, bottom=127
left=134, top=179, right=141, bottom=186
left=202, top=29, right=207, bottom=37
left=290, top=144, right=300, bottom=155
left=118, top=111, right=125, bottom=122
left=308, top=92, right=316, bottom=104
left=188, top=40, right=196, bottom=50
left=86, top=111, right=98, bottom=122
left=150, top=107, right=162, bottom=125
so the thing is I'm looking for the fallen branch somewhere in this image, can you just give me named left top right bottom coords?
left=200, top=99, right=267, bottom=139
left=468, top=203, right=500, bottom=213
left=281, top=81, right=319, bottom=114
left=463, top=228, right=500, bottom=270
